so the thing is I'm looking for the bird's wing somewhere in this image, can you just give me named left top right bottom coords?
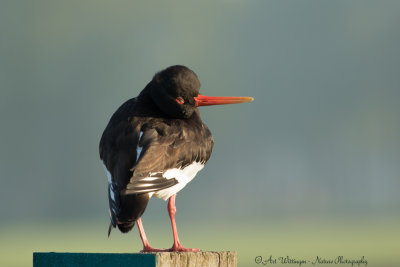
left=99, top=99, right=143, bottom=228
left=123, top=121, right=211, bottom=194
left=100, top=101, right=213, bottom=227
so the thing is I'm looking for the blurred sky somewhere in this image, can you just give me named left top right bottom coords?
left=1, top=1, right=400, bottom=264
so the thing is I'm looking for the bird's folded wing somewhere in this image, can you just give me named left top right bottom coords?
left=124, top=174, right=178, bottom=194
left=125, top=127, right=189, bottom=194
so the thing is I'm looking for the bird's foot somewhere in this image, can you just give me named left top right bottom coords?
left=141, top=245, right=200, bottom=253
left=166, top=243, right=200, bottom=252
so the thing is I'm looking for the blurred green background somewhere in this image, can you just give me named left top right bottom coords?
left=1, top=1, right=399, bottom=266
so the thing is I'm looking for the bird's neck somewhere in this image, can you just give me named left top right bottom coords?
left=138, top=82, right=153, bottom=103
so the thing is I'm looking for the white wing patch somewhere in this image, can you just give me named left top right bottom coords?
left=103, top=163, right=112, bottom=184
left=152, top=161, right=205, bottom=200
left=109, top=184, right=116, bottom=201
left=103, top=162, right=117, bottom=214
left=141, top=177, right=161, bottom=181
left=136, top=131, right=143, bottom=161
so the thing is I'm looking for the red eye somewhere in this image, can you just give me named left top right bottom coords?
left=176, top=97, right=185, bottom=104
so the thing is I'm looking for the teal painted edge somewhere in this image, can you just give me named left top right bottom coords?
left=33, top=252, right=156, bottom=267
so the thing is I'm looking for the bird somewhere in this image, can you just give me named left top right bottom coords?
left=99, top=65, right=253, bottom=252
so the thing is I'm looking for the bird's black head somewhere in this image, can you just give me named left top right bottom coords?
left=150, top=65, right=200, bottom=119
left=145, top=65, right=253, bottom=118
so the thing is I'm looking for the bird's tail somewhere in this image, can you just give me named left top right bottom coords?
left=117, top=221, right=135, bottom=233
left=107, top=221, right=135, bottom=237
left=107, top=193, right=149, bottom=236
left=107, top=222, right=113, bottom=237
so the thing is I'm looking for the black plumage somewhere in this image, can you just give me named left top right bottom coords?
left=99, top=65, right=252, bottom=251
left=100, top=66, right=213, bottom=234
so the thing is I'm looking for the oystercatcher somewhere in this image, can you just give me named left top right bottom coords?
left=99, top=65, right=253, bottom=252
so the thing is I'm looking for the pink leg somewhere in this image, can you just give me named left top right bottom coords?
left=137, top=217, right=165, bottom=252
left=167, top=194, right=200, bottom=252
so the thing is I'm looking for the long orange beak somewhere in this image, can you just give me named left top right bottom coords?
left=194, top=94, right=254, bottom=107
